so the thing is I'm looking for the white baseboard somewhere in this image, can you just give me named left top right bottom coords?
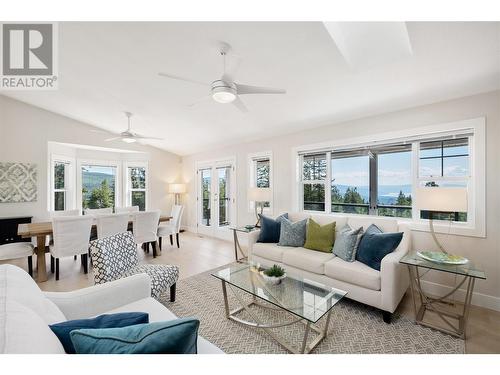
left=420, top=279, right=500, bottom=312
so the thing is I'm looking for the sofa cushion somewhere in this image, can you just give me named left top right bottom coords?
left=324, top=257, right=381, bottom=291
left=252, top=242, right=287, bottom=263
left=347, top=216, right=398, bottom=233
left=282, top=247, right=335, bottom=275
left=278, top=217, right=307, bottom=247
left=356, top=225, right=403, bottom=271
left=288, top=212, right=311, bottom=222
left=257, top=213, right=288, bottom=243
left=0, top=264, right=66, bottom=324
left=1, top=300, right=66, bottom=353
left=311, top=214, right=347, bottom=230
left=304, top=218, right=336, bottom=253
left=70, top=318, right=199, bottom=354
left=105, top=297, right=223, bottom=354
left=50, top=312, right=149, bottom=353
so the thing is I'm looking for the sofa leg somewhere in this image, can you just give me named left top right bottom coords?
left=382, top=311, right=392, bottom=324
left=170, top=283, right=176, bottom=302
left=28, top=256, right=33, bottom=277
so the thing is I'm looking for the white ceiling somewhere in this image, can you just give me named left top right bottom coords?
left=3, top=22, right=500, bottom=156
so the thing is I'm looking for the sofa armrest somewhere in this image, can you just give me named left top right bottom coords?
left=380, top=224, right=411, bottom=313
left=247, top=229, right=261, bottom=259
left=44, top=274, right=151, bottom=320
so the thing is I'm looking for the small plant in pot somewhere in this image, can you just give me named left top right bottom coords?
left=261, top=264, right=286, bottom=285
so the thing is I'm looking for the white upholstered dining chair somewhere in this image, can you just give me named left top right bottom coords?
left=84, top=207, right=113, bottom=215
left=115, top=206, right=139, bottom=214
left=157, top=205, right=184, bottom=249
left=0, top=242, right=34, bottom=277
left=132, top=210, right=161, bottom=258
left=95, top=213, right=130, bottom=239
left=49, top=216, right=93, bottom=280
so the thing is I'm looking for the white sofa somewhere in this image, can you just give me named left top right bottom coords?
left=0, top=264, right=223, bottom=354
left=248, top=212, right=411, bottom=322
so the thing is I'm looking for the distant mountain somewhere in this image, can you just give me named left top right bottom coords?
left=334, top=184, right=412, bottom=205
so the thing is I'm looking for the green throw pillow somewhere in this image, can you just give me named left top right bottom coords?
left=304, top=219, right=336, bottom=253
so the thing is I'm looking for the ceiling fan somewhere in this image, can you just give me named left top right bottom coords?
left=158, top=42, right=286, bottom=112
left=104, top=112, right=163, bottom=143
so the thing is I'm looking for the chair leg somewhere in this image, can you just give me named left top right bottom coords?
left=81, top=254, right=88, bottom=274
left=27, top=256, right=33, bottom=277
left=170, top=283, right=176, bottom=302
left=159, top=236, right=162, bottom=250
left=169, top=234, right=173, bottom=246
left=50, top=255, right=55, bottom=273
left=176, top=233, right=180, bottom=248
left=152, top=241, right=157, bottom=258
left=55, top=258, right=60, bottom=280
left=74, top=255, right=77, bottom=261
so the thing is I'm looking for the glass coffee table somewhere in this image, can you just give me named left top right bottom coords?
left=212, top=263, right=347, bottom=353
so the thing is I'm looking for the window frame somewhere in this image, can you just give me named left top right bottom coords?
left=124, top=161, right=149, bottom=211
left=248, top=151, right=274, bottom=214
left=48, top=154, right=75, bottom=212
left=293, top=117, right=485, bottom=238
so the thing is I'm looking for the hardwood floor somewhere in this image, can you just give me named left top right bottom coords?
left=2, top=231, right=499, bottom=353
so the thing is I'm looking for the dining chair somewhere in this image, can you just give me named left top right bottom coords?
left=95, top=213, right=130, bottom=239
left=157, top=205, right=184, bottom=249
left=32, top=209, right=82, bottom=249
left=89, top=231, right=179, bottom=300
left=115, top=206, right=139, bottom=214
left=84, top=207, right=113, bottom=215
left=0, top=242, right=34, bottom=277
left=132, top=210, right=161, bottom=257
left=49, top=216, right=93, bottom=280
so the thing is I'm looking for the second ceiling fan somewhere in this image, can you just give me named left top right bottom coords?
left=158, top=42, right=286, bottom=112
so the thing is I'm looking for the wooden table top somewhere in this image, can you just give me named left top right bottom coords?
left=18, top=215, right=172, bottom=238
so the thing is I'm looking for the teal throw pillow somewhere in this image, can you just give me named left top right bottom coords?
left=70, top=318, right=199, bottom=354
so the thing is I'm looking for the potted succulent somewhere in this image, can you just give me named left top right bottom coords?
left=260, top=264, right=287, bottom=285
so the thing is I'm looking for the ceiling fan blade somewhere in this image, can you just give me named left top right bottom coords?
left=158, top=72, right=208, bottom=86
left=104, top=137, right=122, bottom=142
left=133, top=134, right=164, bottom=140
left=236, top=83, right=286, bottom=95
left=232, top=96, right=248, bottom=113
left=90, top=129, right=111, bottom=134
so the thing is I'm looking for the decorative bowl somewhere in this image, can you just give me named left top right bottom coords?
left=417, top=251, right=469, bottom=265
left=245, top=224, right=255, bottom=230
left=260, top=272, right=286, bottom=285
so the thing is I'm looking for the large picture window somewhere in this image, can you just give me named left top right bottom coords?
left=81, top=164, right=117, bottom=210
left=298, top=130, right=476, bottom=227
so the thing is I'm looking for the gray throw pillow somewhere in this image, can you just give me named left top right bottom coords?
left=332, top=224, right=364, bottom=262
left=278, top=217, right=307, bottom=247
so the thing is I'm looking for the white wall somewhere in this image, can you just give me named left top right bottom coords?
left=182, top=90, right=500, bottom=310
left=0, top=95, right=182, bottom=220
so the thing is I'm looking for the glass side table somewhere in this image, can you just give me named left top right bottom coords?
left=229, top=226, right=258, bottom=263
left=400, top=253, right=486, bottom=339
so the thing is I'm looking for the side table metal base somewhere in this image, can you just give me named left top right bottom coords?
left=407, top=265, right=475, bottom=339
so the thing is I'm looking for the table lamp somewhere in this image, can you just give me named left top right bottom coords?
left=417, top=187, right=467, bottom=254
left=248, top=187, right=272, bottom=227
left=169, top=183, right=186, bottom=205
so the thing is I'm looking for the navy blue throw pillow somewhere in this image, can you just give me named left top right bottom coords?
left=70, top=318, right=199, bottom=354
left=257, top=213, right=288, bottom=243
left=50, top=312, right=149, bottom=354
left=356, top=225, right=403, bottom=271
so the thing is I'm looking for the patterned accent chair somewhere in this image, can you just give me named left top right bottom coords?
left=89, top=231, right=179, bottom=301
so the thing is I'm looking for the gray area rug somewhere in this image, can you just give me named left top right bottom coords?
left=161, top=264, right=465, bottom=354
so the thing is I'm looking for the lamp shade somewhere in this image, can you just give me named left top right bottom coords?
left=248, top=187, right=272, bottom=202
left=168, top=183, right=186, bottom=194
left=417, top=187, right=467, bottom=212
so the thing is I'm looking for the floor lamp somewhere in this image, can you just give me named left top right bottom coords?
left=417, top=187, right=468, bottom=254
left=248, top=187, right=272, bottom=227
left=169, top=183, right=186, bottom=205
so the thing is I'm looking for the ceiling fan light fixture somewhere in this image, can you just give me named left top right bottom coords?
left=122, top=137, right=136, bottom=143
left=212, top=90, right=236, bottom=104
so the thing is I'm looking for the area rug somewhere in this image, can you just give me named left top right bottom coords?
left=161, top=264, right=465, bottom=354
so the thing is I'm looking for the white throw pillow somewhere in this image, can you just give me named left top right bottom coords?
left=0, top=264, right=66, bottom=324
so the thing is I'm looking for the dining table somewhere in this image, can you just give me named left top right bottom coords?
left=17, top=215, right=172, bottom=283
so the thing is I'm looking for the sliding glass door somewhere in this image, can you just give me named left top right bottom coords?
left=196, top=160, right=235, bottom=238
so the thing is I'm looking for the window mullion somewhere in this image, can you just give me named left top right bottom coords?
left=369, top=153, right=378, bottom=216
left=325, top=152, right=332, bottom=213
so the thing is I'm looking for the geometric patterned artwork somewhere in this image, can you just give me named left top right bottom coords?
left=0, top=162, right=38, bottom=203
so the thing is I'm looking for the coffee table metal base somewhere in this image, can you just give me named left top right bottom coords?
left=221, top=280, right=332, bottom=354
